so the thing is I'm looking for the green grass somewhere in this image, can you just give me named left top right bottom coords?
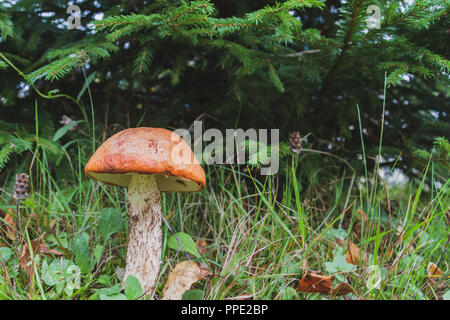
left=0, top=136, right=448, bottom=300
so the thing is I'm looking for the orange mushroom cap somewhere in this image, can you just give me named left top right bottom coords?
left=85, top=127, right=206, bottom=192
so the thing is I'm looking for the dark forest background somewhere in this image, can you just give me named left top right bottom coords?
left=0, top=0, right=449, bottom=184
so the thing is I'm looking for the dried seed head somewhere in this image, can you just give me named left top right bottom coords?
left=288, top=131, right=302, bottom=154
left=60, top=115, right=78, bottom=131
left=13, top=173, right=30, bottom=201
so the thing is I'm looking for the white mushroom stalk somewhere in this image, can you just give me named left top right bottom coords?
left=123, top=174, right=162, bottom=296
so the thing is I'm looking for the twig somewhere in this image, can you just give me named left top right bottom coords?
left=161, top=214, right=191, bottom=261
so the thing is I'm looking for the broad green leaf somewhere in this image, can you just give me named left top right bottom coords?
left=168, top=232, right=201, bottom=258
left=72, top=232, right=91, bottom=273
left=100, top=293, right=127, bottom=300
left=47, top=232, right=69, bottom=249
left=41, top=259, right=81, bottom=297
left=443, top=290, right=450, bottom=300
left=98, top=208, right=123, bottom=243
left=325, top=247, right=356, bottom=281
left=91, top=244, right=104, bottom=270
left=0, top=247, right=11, bottom=262
left=97, top=274, right=112, bottom=286
left=182, top=289, right=203, bottom=300
left=96, top=283, right=121, bottom=296
left=125, top=275, right=143, bottom=300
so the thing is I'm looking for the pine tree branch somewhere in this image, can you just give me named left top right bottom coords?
left=322, top=0, right=363, bottom=89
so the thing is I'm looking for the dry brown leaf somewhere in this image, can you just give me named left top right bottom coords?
left=162, top=261, right=210, bottom=300
left=331, top=282, right=355, bottom=297
left=29, top=212, right=38, bottom=219
left=336, top=239, right=367, bottom=266
left=298, top=272, right=334, bottom=294
left=3, top=210, right=16, bottom=241
left=196, top=240, right=208, bottom=255
left=19, top=238, right=43, bottom=283
left=38, top=243, right=63, bottom=256
left=427, top=262, right=442, bottom=282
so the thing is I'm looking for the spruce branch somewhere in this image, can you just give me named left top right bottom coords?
left=322, top=0, right=364, bottom=88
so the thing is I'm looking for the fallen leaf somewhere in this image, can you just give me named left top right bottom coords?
left=331, top=282, right=355, bottom=297
left=336, top=239, right=367, bottom=266
left=196, top=240, right=208, bottom=255
left=162, top=261, right=210, bottom=300
left=29, top=212, right=38, bottom=219
left=298, top=272, right=334, bottom=294
left=19, top=238, right=43, bottom=288
left=427, top=262, right=443, bottom=284
left=38, top=244, right=63, bottom=256
left=427, top=262, right=442, bottom=277
left=3, top=210, right=15, bottom=241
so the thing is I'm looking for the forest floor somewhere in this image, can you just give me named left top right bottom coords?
left=0, top=146, right=448, bottom=300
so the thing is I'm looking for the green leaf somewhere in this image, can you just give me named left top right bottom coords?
left=41, top=259, right=81, bottom=297
left=97, top=274, right=112, bottom=286
left=72, top=232, right=91, bottom=274
left=443, top=290, right=450, bottom=300
left=168, top=232, right=201, bottom=258
left=323, top=228, right=347, bottom=241
left=182, top=289, right=203, bottom=300
left=47, top=232, right=69, bottom=249
left=96, top=283, right=122, bottom=296
left=324, top=247, right=356, bottom=280
left=97, top=283, right=128, bottom=300
left=91, top=244, right=104, bottom=270
left=100, top=293, right=127, bottom=300
left=52, top=121, right=80, bottom=141
left=98, top=208, right=123, bottom=243
left=0, top=282, right=9, bottom=300
left=0, top=247, right=12, bottom=262
left=77, top=71, right=96, bottom=101
left=124, top=275, right=143, bottom=300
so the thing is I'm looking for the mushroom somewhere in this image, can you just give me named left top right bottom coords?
left=85, top=127, right=205, bottom=296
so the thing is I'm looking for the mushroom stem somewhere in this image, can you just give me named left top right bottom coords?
left=124, top=174, right=162, bottom=297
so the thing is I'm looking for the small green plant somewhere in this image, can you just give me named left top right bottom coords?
left=93, top=275, right=143, bottom=300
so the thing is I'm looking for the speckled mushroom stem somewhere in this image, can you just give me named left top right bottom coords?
left=123, top=174, right=162, bottom=297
